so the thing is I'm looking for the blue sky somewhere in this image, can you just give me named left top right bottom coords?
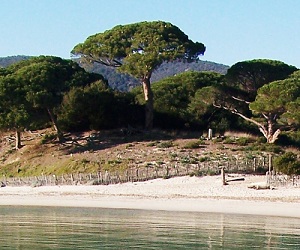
left=1, top=0, right=299, bottom=68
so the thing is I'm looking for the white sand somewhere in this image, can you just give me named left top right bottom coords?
left=0, top=175, right=299, bottom=218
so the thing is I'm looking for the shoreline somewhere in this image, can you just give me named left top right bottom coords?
left=0, top=175, right=299, bottom=218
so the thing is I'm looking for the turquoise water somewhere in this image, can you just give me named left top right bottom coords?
left=0, top=206, right=299, bottom=249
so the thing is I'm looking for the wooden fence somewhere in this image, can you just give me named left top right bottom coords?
left=1, top=156, right=299, bottom=187
left=267, top=172, right=300, bottom=187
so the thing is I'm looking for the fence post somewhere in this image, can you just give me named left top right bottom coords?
left=220, top=167, right=227, bottom=185
left=268, top=154, right=272, bottom=173
left=208, top=128, right=213, bottom=140
left=97, top=172, right=100, bottom=184
left=104, top=171, right=110, bottom=184
left=266, top=171, right=270, bottom=185
left=125, top=170, right=129, bottom=182
left=165, top=166, right=169, bottom=178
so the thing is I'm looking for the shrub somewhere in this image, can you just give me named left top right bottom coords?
left=245, top=143, right=283, bottom=154
left=236, top=137, right=251, bottom=146
left=157, top=141, right=174, bottom=148
left=199, top=156, right=209, bottom=162
left=183, top=140, right=205, bottom=149
left=213, top=137, right=223, bottom=143
left=223, top=137, right=235, bottom=144
left=277, top=131, right=300, bottom=147
left=41, top=133, right=57, bottom=144
left=273, top=152, right=300, bottom=175
left=147, top=141, right=157, bottom=147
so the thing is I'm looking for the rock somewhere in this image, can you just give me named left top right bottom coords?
left=31, top=180, right=43, bottom=187
left=248, top=182, right=270, bottom=190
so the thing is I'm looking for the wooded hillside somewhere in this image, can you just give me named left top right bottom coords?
left=0, top=56, right=229, bottom=91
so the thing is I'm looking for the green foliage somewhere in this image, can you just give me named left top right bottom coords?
left=277, top=131, right=300, bottom=148
left=236, top=137, right=252, bottom=146
left=209, top=117, right=231, bottom=135
left=190, top=85, right=224, bottom=120
left=250, top=71, right=300, bottom=116
left=244, top=143, right=283, bottom=154
left=152, top=71, right=222, bottom=116
left=223, top=137, right=235, bottom=144
left=280, top=70, right=300, bottom=125
left=192, top=59, right=299, bottom=143
left=72, top=21, right=205, bottom=79
left=225, top=59, right=297, bottom=100
left=273, top=152, right=300, bottom=175
left=9, top=56, right=104, bottom=110
left=157, top=141, right=174, bottom=148
left=77, top=58, right=228, bottom=91
left=72, top=21, right=206, bottom=129
left=0, top=56, right=105, bottom=139
left=151, top=60, right=228, bottom=82
left=132, top=71, right=223, bottom=129
left=247, top=69, right=300, bottom=142
left=41, top=133, right=57, bottom=144
left=58, top=82, right=142, bottom=131
left=199, top=156, right=209, bottom=162
left=0, top=73, right=32, bottom=131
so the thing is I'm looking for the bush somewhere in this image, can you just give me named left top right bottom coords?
left=245, top=143, right=283, bottom=154
left=277, top=131, right=300, bottom=147
left=157, top=141, right=174, bottom=148
left=273, top=152, right=300, bottom=175
left=41, top=133, right=57, bottom=144
left=223, top=137, right=235, bottom=144
left=236, top=137, right=251, bottom=146
left=183, top=140, right=205, bottom=149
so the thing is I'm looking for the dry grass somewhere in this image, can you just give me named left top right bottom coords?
left=0, top=128, right=294, bottom=178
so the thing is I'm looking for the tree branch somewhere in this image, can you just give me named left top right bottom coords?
left=262, top=113, right=268, bottom=119
left=231, top=95, right=251, bottom=104
left=81, top=54, right=122, bottom=67
left=213, top=103, right=266, bottom=131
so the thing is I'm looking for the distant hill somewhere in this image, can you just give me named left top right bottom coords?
left=78, top=59, right=229, bottom=91
left=0, top=56, right=229, bottom=91
left=0, top=55, right=31, bottom=68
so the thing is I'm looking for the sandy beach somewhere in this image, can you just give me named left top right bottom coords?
left=0, top=175, right=299, bottom=218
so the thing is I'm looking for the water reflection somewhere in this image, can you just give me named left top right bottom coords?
left=0, top=206, right=299, bottom=249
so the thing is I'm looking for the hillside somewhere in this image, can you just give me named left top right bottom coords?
left=78, top=59, right=229, bottom=91
left=0, top=127, right=290, bottom=180
left=0, top=55, right=31, bottom=67
left=0, top=56, right=229, bottom=91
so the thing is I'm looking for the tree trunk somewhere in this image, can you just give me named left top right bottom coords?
left=47, top=108, right=64, bottom=142
left=266, top=129, right=281, bottom=143
left=15, top=129, right=21, bottom=150
left=259, top=118, right=281, bottom=143
left=217, top=104, right=281, bottom=144
left=142, top=77, right=154, bottom=130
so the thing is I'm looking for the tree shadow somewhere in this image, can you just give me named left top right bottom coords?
left=61, top=128, right=202, bottom=155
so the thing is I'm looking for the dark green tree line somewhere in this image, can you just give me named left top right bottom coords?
left=194, top=59, right=298, bottom=142
left=0, top=56, right=105, bottom=148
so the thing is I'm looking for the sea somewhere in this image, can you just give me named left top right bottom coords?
left=0, top=206, right=299, bottom=249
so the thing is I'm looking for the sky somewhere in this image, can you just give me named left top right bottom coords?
left=1, top=0, right=299, bottom=68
